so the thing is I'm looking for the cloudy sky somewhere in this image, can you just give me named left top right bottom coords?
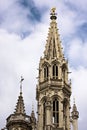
left=0, top=0, right=87, bottom=130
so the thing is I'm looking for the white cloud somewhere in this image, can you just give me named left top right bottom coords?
left=68, top=0, right=87, bottom=12
left=0, top=0, right=16, bottom=11
left=71, top=67, right=87, bottom=105
left=70, top=67, right=87, bottom=130
left=67, top=38, right=87, bottom=67
left=0, top=0, right=34, bottom=34
left=34, top=0, right=58, bottom=8
left=58, top=10, right=77, bottom=37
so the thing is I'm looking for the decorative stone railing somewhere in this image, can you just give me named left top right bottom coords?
left=6, top=114, right=31, bottom=124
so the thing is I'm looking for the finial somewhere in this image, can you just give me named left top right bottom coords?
left=20, top=76, right=24, bottom=95
left=50, top=7, right=57, bottom=20
left=51, top=8, right=56, bottom=14
left=72, top=97, right=78, bottom=114
left=32, top=101, right=34, bottom=111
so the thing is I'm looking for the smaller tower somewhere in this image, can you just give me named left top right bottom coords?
left=6, top=77, right=32, bottom=130
left=31, top=104, right=36, bottom=130
left=71, top=99, right=79, bottom=130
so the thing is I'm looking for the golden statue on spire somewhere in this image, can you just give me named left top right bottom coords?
left=51, top=7, right=56, bottom=14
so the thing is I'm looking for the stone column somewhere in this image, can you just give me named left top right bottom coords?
left=45, top=100, right=52, bottom=130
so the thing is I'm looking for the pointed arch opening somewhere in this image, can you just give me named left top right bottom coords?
left=62, top=63, right=67, bottom=81
left=62, top=68, right=65, bottom=81
left=52, top=64, right=58, bottom=79
left=44, top=65, right=49, bottom=80
left=52, top=98, right=59, bottom=126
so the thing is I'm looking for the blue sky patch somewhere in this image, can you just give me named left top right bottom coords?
left=18, top=0, right=41, bottom=22
left=77, top=23, right=87, bottom=40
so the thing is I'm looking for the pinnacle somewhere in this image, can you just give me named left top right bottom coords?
left=14, top=93, right=26, bottom=114
left=14, top=77, right=26, bottom=114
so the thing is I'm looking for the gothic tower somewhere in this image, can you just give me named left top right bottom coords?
left=36, top=8, right=72, bottom=130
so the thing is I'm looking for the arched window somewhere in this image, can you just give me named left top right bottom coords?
left=62, top=64, right=67, bottom=82
left=62, top=68, right=65, bottom=81
left=44, top=65, right=48, bottom=80
left=52, top=64, right=58, bottom=79
left=53, top=99, right=59, bottom=125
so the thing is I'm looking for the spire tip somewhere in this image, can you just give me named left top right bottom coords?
left=20, top=76, right=24, bottom=94
left=51, top=7, right=56, bottom=14
left=50, top=7, right=57, bottom=20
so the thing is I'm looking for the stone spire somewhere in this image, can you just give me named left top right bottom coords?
left=72, top=99, right=79, bottom=119
left=44, top=8, right=63, bottom=60
left=6, top=77, right=32, bottom=130
left=31, top=103, right=36, bottom=130
left=71, top=99, right=79, bottom=130
left=36, top=8, right=71, bottom=130
left=14, top=76, right=26, bottom=114
left=31, top=102, right=35, bottom=118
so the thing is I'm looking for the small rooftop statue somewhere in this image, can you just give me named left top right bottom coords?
left=51, top=7, right=56, bottom=14
left=50, top=7, right=57, bottom=20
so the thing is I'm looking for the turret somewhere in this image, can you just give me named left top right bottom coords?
left=31, top=104, right=36, bottom=130
left=14, top=77, right=25, bottom=114
left=71, top=99, right=79, bottom=130
left=6, top=77, right=32, bottom=130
